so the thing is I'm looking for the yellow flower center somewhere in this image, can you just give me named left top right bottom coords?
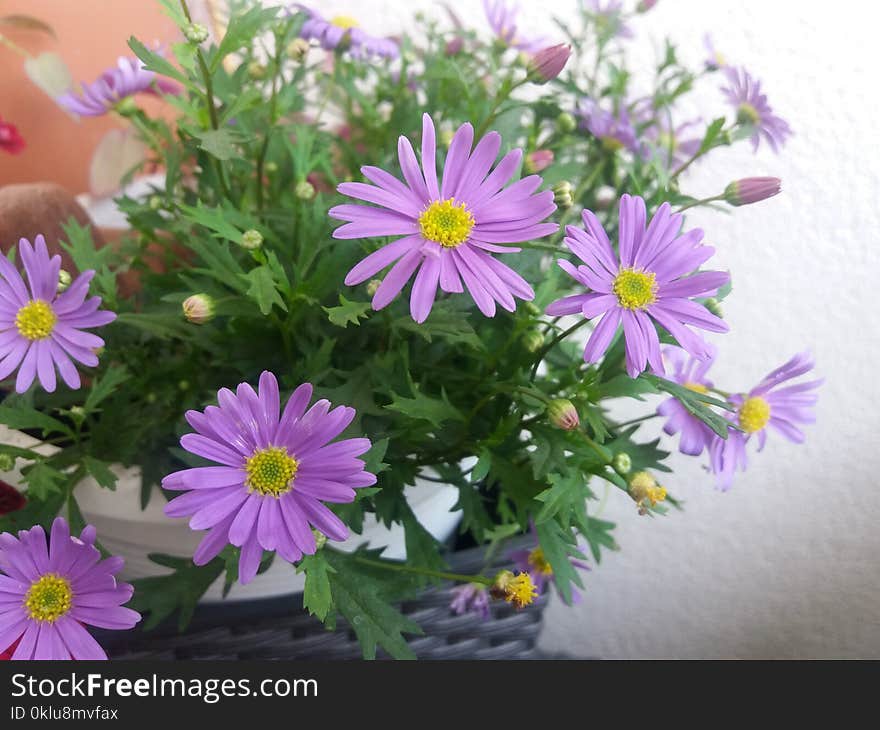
left=505, top=573, right=538, bottom=609
left=527, top=547, right=553, bottom=576
left=629, top=471, right=667, bottom=511
left=737, top=102, right=761, bottom=126
left=15, top=300, right=57, bottom=341
left=601, top=136, right=624, bottom=152
left=245, top=446, right=298, bottom=497
left=330, top=15, right=359, bottom=30
left=612, top=268, right=657, bottom=310
left=684, top=382, right=709, bottom=394
left=418, top=199, right=475, bottom=248
left=738, top=396, right=771, bottom=434
left=24, top=574, right=73, bottom=623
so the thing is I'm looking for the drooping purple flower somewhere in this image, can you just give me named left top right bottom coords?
left=56, top=56, right=179, bottom=117
left=483, top=0, right=550, bottom=54
left=721, top=66, right=792, bottom=153
left=293, top=4, right=398, bottom=60
left=584, top=0, right=634, bottom=39
left=449, top=583, right=491, bottom=619
left=0, top=517, right=140, bottom=660
left=163, top=372, right=375, bottom=584
left=708, top=352, right=820, bottom=490
left=646, top=118, right=702, bottom=170
left=331, top=113, right=556, bottom=323
left=510, top=539, right=589, bottom=605
left=658, top=345, right=717, bottom=456
left=703, top=34, right=728, bottom=70
left=546, top=195, right=730, bottom=377
left=576, top=98, right=644, bottom=156
left=0, top=235, right=116, bottom=393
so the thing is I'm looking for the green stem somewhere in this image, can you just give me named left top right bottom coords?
left=613, top=413, right=657, bottom=429
left=0, top=33, right=31, bottom=58
left=676, top=194, right=724, bottom=213
left=474, top=76, right=525, bottom=139
left=179, top=0, right=231, bottom=201
left=353, top=556, right=491, bottom=586
left=529, top=318, right=591, bottom=381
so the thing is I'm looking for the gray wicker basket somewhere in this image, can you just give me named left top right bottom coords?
left=98, top=539, right=549, bottom=660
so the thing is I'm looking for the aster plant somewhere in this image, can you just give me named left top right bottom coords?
left=0, top=0, right=816, bottom=660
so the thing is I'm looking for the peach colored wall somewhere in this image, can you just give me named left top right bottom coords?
left=0, top=0, right=180, bottom=192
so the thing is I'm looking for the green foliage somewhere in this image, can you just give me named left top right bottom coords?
left=0, top=0, right=777, bottom=660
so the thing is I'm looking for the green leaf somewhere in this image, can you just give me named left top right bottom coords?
left=115, top=312, right=192, bottom=339
left=577, top=513, right=618, bottom=563
left=128, top=36, right=190, bottom=86
left=596, top=374, right=658, bottom=401
left=324, top=552, right=422, bottom=660
left=194, top=128, right=243, bottom=161
left=392, top=306, right=484, bottom=350
left=0, top=405, right=73, bottom=438
left=362, top=438, right=390, bottom=475
left=83, top=366, right=130, bottom=414
left=535, top=519, right=587, bottom=605
left=643, top=374, right=733, bottom=438
left=324, top=295, right=371, bottom=328
left=21, top=462, right=66, bottom=501
left=698, top=117, right=728, bottom=155
left=385, top=386, right=464, bottom=428
left=130, top=555, right=225, bottom=631
left=401, top=507, right=446, bottom=575
left=212, top=5, right=279, bottom=71
left=299, top=552, right=335, bottom=621
left=83, top=456, right=118, bottom=490
left=178, top=202, right=245, bottom=243
left=534, top=472, right=587, bottom=525
left=244, top=265, right=287, bottom=315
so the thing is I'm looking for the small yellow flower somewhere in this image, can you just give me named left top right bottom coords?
left=490, top=570, right=538, bottom=609
left=628, top=470, right=667, bottom=515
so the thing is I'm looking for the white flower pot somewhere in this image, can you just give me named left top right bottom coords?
left=1, top=426, right=462, bottom=603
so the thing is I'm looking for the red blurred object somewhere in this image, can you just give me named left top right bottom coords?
left=0, top=117, right=26, bottom=155
left=0, top=638, right=20, bottom=660
left=0, top=479, right=26, bottom=515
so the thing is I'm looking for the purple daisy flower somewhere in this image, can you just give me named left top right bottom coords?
left=483, top=0, right=550, bottom=54
left=56, top=56, right=179, bottom=117
left=721, top=66, right=792, bottom=153
left=576, top=98, right=644, bottom=156
left=293, top=4, right=398, bottom=60
left=510, top=540, right=589, bottom=605
left=331, top=113, right=556, bottom=323
left=709, top=352, right=820, bottom=490
left=703, top=34, right=728, bottom=70
left=546, top=195, right=729, bottom=377
left=0, top=517, right=140, bottom=660
left=0, top=235, right=116, bottom=394
left=449, top=583, right=491, bottom=620
left=646, top=119, right=702, bottom=170
left=658, top=345, right=717, bottom=456
left=163, top=372, right=375, bottom=585
left=584, top=0, right=634, bottom=39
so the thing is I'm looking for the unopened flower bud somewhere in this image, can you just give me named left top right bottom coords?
left=265, top=161, right=278, bottom=174
left=183, top=22, right=209, bottom=44
left=445, top=36, right=464, bottom=56
left=525, top=149, right=554, bottom=174
left=178, top=380, right=190, bottom=391
left=522, top=330, right=544, bottom=353
left=248, top=61, right=267, bottom=80
left=114, top=96, right=138, bottom=117
left=57, top=269, right=72, bottom=293
left=69, top=406, right=86, bottom=424
left=723, top=177, right=782, bottom=207
left=182, top=293, right=215, bottom=325
left=547, top=399, right=579, bottom=430
left=240, top=229, right=264, bottom=250
left=366, top=279, right=382, bottom=296
left=148, top=195, right=163, bottom=211
left=612, top=452, right=632, bottom=475
left=490, top=570, right=537, bottom=609
left=286, top=38, right=310, bottom=62
left=628, top=471, right=667, bottom=514
left=524, top=302, right=541, bottom=317
left=295, top=180, right=316, bottom=200
left=703, top=297, right=723, bottom=318
left=553, top=180, right=574, bottom=209
left=0, top=453, right=15, bottom=471
left=527, top=44, right=572, bottom=84
left=556, top=111, right=577, bottom=134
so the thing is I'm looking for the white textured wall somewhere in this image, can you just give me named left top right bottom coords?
left=326, top=0, right=880, bottom=657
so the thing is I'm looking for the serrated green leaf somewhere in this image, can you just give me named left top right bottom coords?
left=299, top=552, right=335, bottom=621
left=534, top=472, right=587, bottom=525
left=385, top=386, right=464, bottom=427
left=644, top=374, right=733, bottom=438
left=83, top=366, right=130, bottom=414
left=324, top=295, right=371, bottom=328
left=535, top=519, right=586, bottom=605
left=21, top=462, right=66, bottom=501
left=195, top=128, right=243, bottom=161
left=83, top=456, right=118, bottom=490
left=0, top=405, right=73, bottom=438
left=244, top=265, right=286, bottom=315
left=128, top=36, right=190, bottom=86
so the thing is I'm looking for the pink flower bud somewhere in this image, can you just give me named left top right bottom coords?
left=445, top=36, right=464, bottom=56
left=528, top=44, right=572, bottom=84
left=547, top=399, right=579, bottom=431
left=724, top=177, right=782, bottom=206
left=525, top=149, right=554, bottom=173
